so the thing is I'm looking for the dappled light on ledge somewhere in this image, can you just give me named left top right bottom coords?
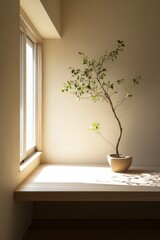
left=32, top=165, right=160, bottom=187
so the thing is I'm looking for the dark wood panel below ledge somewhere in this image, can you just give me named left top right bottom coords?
left=23, top=219, right=160, bottom=240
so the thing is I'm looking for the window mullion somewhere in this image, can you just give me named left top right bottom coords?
left=33, top=41, right=36, bottom=150
left=35, top=43, right=42, bottom=151
left=23, top=32, right=27, bottom=158
left=20, top=30, right=27, bottom=162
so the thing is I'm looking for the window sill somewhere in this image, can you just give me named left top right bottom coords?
left=20, top=151, right=42, bottom=172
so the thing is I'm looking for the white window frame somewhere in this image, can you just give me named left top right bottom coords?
left=20, top=13, right=42, bottom=164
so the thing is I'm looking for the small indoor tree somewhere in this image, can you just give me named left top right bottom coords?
left=62, top=40, right=140, bottom=162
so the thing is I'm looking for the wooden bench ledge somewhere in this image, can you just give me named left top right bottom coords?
left=14, top=164, right=160, bottom=201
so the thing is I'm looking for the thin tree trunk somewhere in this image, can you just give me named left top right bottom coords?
left=109, top=101, right=123, bottom=157
left=96, top=78, right=123, bottom=157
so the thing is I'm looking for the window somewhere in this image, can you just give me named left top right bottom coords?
left=20, top=16, right=42, bottom=163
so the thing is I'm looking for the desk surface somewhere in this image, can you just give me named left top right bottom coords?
left=14, top=164, right=160, bottom=201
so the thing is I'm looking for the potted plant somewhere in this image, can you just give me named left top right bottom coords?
left=62, top=40, right=141, bottom=172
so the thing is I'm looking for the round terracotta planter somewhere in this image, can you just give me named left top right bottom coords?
left=107, top=154, right=132, bottom=172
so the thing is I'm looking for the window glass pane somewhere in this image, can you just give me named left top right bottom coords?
left=20, top=31, right=24, bottom=157
left=26, top=37, right=35, bottom=151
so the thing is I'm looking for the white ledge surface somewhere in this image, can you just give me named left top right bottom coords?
left=14, top=164, right=160, bottom=201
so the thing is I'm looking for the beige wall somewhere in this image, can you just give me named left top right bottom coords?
left=0, top=0, right=39, bottom=239
left=42, top=0, right=160, bottom=166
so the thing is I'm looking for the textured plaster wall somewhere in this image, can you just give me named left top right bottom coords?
left=0, top=0, right=34, bottom=239
left=42, top=0, right=160, bottom=166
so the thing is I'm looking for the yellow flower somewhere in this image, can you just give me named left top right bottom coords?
left=89, top=122, right=100, bottom=133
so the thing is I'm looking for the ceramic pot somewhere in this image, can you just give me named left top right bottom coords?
left=107, top=154, right=132, bottom=172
